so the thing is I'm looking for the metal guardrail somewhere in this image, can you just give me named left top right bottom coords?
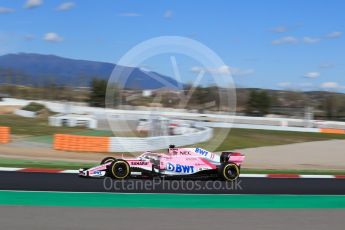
left=108, top=127, right=213, bottom=152
left=194, top=122, right=321, bottom=132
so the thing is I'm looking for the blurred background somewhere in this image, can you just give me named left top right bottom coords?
left=0, top=0, right=344, bottom=174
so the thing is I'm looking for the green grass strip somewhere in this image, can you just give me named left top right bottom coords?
left=0, top=157, right=96, bottom=170
left=0, top=191, right=344, bottom=208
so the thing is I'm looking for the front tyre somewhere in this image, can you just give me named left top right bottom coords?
left=220, top=163, right=240, bottom=181
left=109, top=160, right=130, bottom=179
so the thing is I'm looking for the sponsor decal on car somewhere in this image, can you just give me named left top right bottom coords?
left=210, top=153, right=215, bottom=160
left=166, top=163, right=195, bottom=173
left=195, top=147, right=209, bottom=157
left=90, top=170, right=105, bottom=176
left=198, top=168, right=209, bottom=171
left=179, top=151, right=191, bottom=155
left=93, top=170, right=102, bottom=175
left=185, top=157, right=197, bottom=161
left=130, top=161, right=149, bottom=166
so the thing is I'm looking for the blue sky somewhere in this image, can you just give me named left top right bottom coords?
left=0, top=0, right=344, bottom=91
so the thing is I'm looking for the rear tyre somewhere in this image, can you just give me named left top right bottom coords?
left=109, top=160, right=130, bottom=179
left=220, top=163, right=240, bottom=181
left=101, top=157, right=117, bottom=164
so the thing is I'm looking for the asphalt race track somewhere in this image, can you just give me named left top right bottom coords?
left=1, top=207, right=345, bottom=230
left=0, top=171, right=344, bottom=194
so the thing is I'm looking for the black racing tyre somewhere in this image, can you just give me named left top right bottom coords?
left=220, top=163, right=240, bottom=181
left=101, top=157, right=117, bottom=165
left=109, top=159, right=130, bottom=179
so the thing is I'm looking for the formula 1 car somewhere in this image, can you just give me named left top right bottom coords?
left=79, top=145, right=245, bottom=181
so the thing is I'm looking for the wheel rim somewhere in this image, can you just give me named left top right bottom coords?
left=112, top=161, right=129, bottom=179
left=223, top=164, right=239, bottom=180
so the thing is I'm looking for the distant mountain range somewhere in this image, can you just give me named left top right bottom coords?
left=0, top=53, right=181, bottom=89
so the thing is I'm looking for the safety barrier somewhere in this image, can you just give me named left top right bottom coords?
left=0, top=126, right=10, bottom=144
left=320, top=128, right=345, bottom=134
left=52, top=126, right=345, bottom=153
left=53, top=134, right=110, bottom=152
left=108, top=127, right=213, bottom=152
left=53, top=127, right=213, bottom=153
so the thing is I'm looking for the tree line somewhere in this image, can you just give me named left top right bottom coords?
left=1, top=73, right=344, bottom=121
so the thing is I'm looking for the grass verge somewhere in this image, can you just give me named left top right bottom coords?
left=1, top=191, right=345, bottom=208
left=2, top=114, right=345, bottom=147
left=200, top=128, right=345, bottom=151
left=0, top=157, right=96, bottom=170
left=0, top=114, right=87, bottom=136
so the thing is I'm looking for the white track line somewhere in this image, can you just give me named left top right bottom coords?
left=299, top=175, right=335, bottom=179
left=0, top=167, right=22, bottom=171
left=61, top=170, right=79, bottom=174
left=241, top=174, right=268, bottom=178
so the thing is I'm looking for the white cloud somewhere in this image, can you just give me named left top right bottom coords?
left=319, top=63, right=335, bottom=69
left=299, top=82, right=314, bottom=88
left=118, top=12, right=141, bottom=17
left=139, top=67, right=151, bottom=72
left=271, top=26, right=288, bottom=33
left=56, top=2, right=75, bottom=11
left=272, top=36, right=298, bottom=45
left=0, top=7, right=15, bottom=14
left=164, top=10, right=173, bottom=19
left=24, top=0, right=43, bottom=9
left=272, top=32, right=341, bottom=46
left=303, top=71, right=320, bottom=78
left=191, top=65, right=255, bottom=76
left=303, top=36, right=321, bottom=44
left=277, top=82, right=291, bottom=87
left=43, top=32, right=63, bottom=42
left=191, top=66, right=207, bottom=74
left=23, top=34, right=35, bottom=41
left=277, top=82, right=316, bottom=90
left=325, top=31, right=342, bottom=39
left=320, top=82, right=342, bottom=90
left=230, top=67, right=255, bottom=76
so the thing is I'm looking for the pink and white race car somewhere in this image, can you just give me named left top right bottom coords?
left=79, top=145, right=245, bottom=181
